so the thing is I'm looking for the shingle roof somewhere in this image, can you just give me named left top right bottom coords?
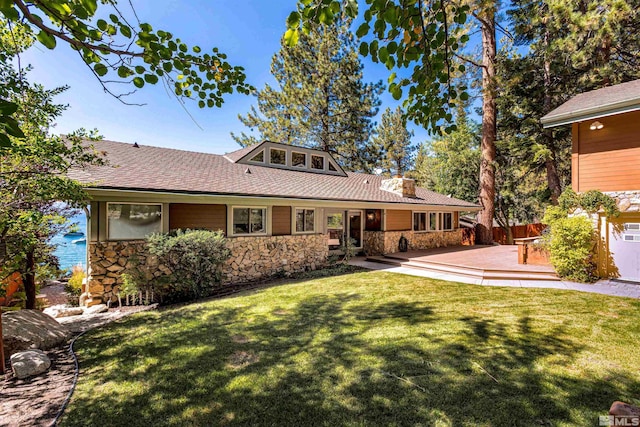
left=70, top=139, right=479, bottom=208
left=541, top=79, right=640, bottom=128
left=223, top=144, right=256, bottom=162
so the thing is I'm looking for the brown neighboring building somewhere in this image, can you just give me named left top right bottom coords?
left=71, top=140, right=479, bottom=304
left=541, top=79, right=640, bottom=281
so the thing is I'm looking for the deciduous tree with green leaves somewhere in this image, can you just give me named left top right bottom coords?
left=369, top=106, right=415, bottom=176
left=233, top=18, right=383, bottom=172
left=411, top=110, right=480, bottom=204
left=0, top=0, right=253, bottom=147
left=0, top=20, right=105, bottom=309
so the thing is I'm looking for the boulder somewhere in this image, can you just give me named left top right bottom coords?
left=610, top=401, right=640, bottom=426
left=10, top=349, right=51, bottom=379
left=2, top=310, right=70, bottom=359
left=43, top=304, right=84, bottom=318
left=84, top=304, right=108, bottom=315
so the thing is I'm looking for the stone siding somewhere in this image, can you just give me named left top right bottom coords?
left=606, top=190, right=640, bottom=213
left=88, top=234, right=328, bottom=304
left=363, top=229, right=463, bottom=255
left=223, top=234, right=328, bottom=283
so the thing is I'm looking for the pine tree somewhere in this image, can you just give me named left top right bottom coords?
left=232, top=19, right=383, bottom=172
left=370, top=107, right=415, bottom=176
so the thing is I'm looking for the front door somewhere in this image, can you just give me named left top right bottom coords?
left=325, top=210, right=363, bottom=251
left=348, top=211, right=362, bottom=249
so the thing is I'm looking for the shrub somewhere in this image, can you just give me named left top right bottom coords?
left=65, top=265, right=85, bottom=306
left=543, top=216, right=597, bottom=283
left=542, top=188, right=619, bottom=283
left=147, top=229, right=231, bottom=303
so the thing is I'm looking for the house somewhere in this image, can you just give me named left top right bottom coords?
left=541, top=79, right=640, bottom=281
left=70, top=140, right=479, bottom=303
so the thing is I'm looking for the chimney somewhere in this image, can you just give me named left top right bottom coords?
left=380, top=176, right=416, bottom=198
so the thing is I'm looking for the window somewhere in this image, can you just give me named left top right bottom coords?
left=107, top=203, right=162, bottom=240
left=429, top=212, right=437, bottom=231
left=292, top=152, right=306, bottom=167
left=328, top=162, right=337, bottom=172
left=270, top=148, right=286, bottom=165
left=295, top=208, right=315, bottom=233
left=233, top=207, right=266, bottom=235
left=311, top=155, right=324, bottom=170
left=249, top=150, right=264, bottom=163
left=441, top=212, right=453, bottom=230
left=413, top=212, right=427, bottom=231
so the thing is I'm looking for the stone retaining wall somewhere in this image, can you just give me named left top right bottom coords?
left=363, top=229, right=463, bottom=255
left=88, top=234, right=328, bottom=304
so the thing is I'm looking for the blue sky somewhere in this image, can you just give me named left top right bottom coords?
left=21, top=0, right=430, bottom=155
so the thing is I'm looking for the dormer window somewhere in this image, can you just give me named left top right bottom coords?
left=292, top=152, right=306, bottom=167
left=328, top=162, right=337, bottom=172
left=270, top=148, right=286, bottom=165
left=311, top=155, right=324, bottom=170
left=249, top=150, right=264, bottom=163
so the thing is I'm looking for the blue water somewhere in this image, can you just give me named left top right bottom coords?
left=51, top=211, right=87, bottom=273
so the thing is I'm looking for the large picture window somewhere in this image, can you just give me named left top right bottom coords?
left=295, top=208, right=315, bottom=233
left=233, top=207, right=266, bottom=235
left=107, top=203, right=162, bottom=240
left=413, top=212, right=427, bottom=232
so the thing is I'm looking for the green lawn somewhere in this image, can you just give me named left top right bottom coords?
left=61, top=271, right=640, bottom=426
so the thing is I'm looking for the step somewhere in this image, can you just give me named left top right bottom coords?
left=366, top=256, right=559, bottom=281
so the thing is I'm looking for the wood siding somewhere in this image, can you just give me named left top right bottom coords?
left=573, top=110, right=640, bottom=192
left=169, top=204, right=226, bottom=233
left=272, top=206, right=291, bottom=236
left=386, top=210, right=412, bottom=231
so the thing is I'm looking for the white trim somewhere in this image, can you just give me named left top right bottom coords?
left=230, top=205, right=268, bottom=237
left=105, top=202, right=163, bottom=241
left=412, top=211, right=429, bottom=232
left=269, top=147, right=287, bottom=166
left=291, top=151, right=307, bottom=168
left=440, top=212, right=454, bottom=231
left=293, top=207, right=316, bottom=234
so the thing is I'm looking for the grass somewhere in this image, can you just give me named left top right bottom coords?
left=61, top=271, right=640, bottom=426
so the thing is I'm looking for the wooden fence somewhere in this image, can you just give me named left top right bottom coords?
left=492, top=223, right=546, bottom=245
left=461, top=223, right=546, bottom=246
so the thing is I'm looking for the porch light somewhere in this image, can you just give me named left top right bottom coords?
left=366, top=212, right=375, bottom=221
left=589, top=120, right=604, bottom=130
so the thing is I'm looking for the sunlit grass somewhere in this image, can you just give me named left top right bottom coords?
left=61, top=271, right=640, bottom=426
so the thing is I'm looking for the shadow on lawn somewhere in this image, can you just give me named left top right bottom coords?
left=62, top=293, right=639, bottom=426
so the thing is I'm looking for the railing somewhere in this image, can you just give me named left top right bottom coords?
left=493, top=223, right=546, bottom=245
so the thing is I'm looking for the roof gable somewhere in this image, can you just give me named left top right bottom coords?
left=225, top=141, right=347, bottom=177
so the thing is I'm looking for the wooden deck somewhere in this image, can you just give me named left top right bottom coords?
left=366, top=245, right=559, bottom=281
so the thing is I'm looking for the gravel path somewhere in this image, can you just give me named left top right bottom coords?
left=0, top=304, right=157, bottom=427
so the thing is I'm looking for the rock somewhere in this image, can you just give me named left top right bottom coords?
left=609, top=401, right=640, bottom=426
left=84, top=304, right=108, bottom=315
left=43, top=304, right=85, bottom=318
left=618, top=198, right=631, bottom=212
left=2, top=310, right=70, bottom=359
left=11, top=349, right=51, bottom=379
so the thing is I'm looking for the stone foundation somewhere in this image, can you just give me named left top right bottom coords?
left=363, top=229, right=463, bottom=255
left=88, top=234, right=328, bottom=304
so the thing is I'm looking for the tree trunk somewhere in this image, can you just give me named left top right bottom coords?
left=476, top=7, right=497, bottom=245
left=24, top=249, right=36, bottom=309
left=543, top=26, right=562, bottom=204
